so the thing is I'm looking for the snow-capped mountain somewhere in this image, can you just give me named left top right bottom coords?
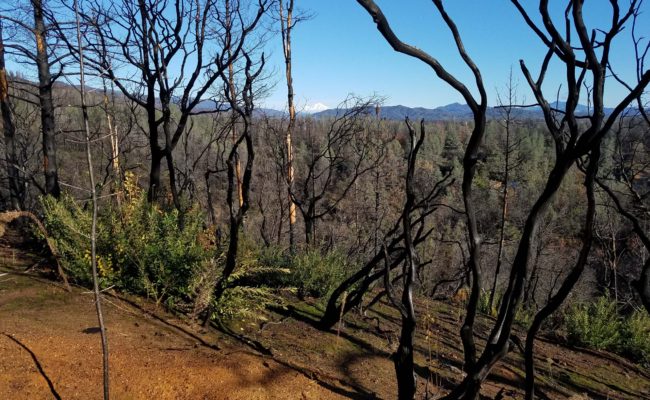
left=303, top=102, right=329, bottom=113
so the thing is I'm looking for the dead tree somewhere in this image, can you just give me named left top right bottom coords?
left=594, top=107, right=650, bottom=312
left=31, top=0, right=60, bottom=198
left=204, top=50, right=265, bottom=323
left=488, top=70, right=522, bottom=312
left=73, top=0, right=109, bottom=397
left=279, top=0, right=297, bottom=252
left=524, top=148, right=600, bottom=399
left=383, top=118, right=425, bottom=400
left=289, top=96, right=382, bottom=246
left=594, top=2, right=650, bottom=313
left=81, top=0, right=269, bottom=206
left=0, top=20, right=23, bottom=210
left=356, top=0, right=488, bottom=377
left=597, top=176, right=650, bottom=313
left=450, top=2, right=650, bottom=399
left=278, top=0, right=311, bottom=252
left=357, top=1, right=649, bottom=398
left=1, top=1, right=63, bottom=198
left=318, top=147, right=454, bottom=330
left=100, top=77, right=121, bottom=205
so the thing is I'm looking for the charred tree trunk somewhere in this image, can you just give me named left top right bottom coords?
left=318, top=168, right=453, bottom=330
left=203, top=52, right=263, bottom=325
left=0, top=22, right=22, bottom=210
left=158, top=89, right=182, bottom=213
left=146, top=89, right=162, bottom=202
left=395, top=316, right=416, bottom=399
left=32, top=0, right=60, bottom=198
left=390, top=119, right=425, bottom=400
left=280, top=0, right=297, bottom=253
left=319, top=246, right=403, bottom=329
left=209, top=120, right=254, bottom=313
left=524, top=148, right=599, bottom=399
left=303, top=208, right=314, bottom=246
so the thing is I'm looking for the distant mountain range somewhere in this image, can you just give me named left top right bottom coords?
left=16, top=77, right=632, bottom=123
left=307, top=102, right=619, bottom=122
left=150, top=95, right=633, bottom=122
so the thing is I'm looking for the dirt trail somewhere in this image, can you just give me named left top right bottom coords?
left=1, top=220, right=649, bottom=399
left=0, top=225, right=345, bottom=400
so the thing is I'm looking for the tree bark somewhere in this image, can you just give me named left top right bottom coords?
left=391, top=119, right=425, bottom=400
left=280, top=0, right=297, bottom=253
left=0, top=22, right=22, bottom=210
left=524, top=148, right=599, bottom=399
left=32, top=0, right=60, bottom=198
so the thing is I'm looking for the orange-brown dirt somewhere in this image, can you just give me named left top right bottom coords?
left=1, top=221, right=649, bottom=399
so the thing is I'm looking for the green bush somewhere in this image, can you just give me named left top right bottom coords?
left=477, top=289, right=533, bottom=327
left=565, top=295, right=650, bottom=365
left=623, top=310, right=650, bottom=365
left=40, top=194, right=97, bottom=284
left=478, top=289, right=498, bottom=317
left=289, top=249, right=352, bottom=299
left=206, top=238, right=291, bottom=321
left=565, top=295, right=622, bottom=351
left=515, top=306, right=535, bottom=329
left=41, top=173, right=210, bottom=309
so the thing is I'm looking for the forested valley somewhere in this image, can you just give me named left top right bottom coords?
left=0, top=0, right=649, bottom=399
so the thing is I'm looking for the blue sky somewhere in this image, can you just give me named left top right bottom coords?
left=262, top=0, right=649, bottom=110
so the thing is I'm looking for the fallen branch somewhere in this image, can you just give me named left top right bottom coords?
left=0, top=210, right=70, bottom=290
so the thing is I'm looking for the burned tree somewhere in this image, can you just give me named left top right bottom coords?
left=595, top=107, right=650, bottom=313
left=73, top=0, right=110, bottom=396
left=0, top=21, right=23, bottom=210
left=31, top=0, right=60, bottom=198
left=289, top=96, right=382, bottom=246
left=356, top=0, right=649, bottom=399
left=523, top=147, right=600, bottom=399
left=383, top=118, right=425, bottom=400
left=279, top=0, right=296, bottom=252
left=82, top=0, right=269, bottom=206
left=1, top=0, right=64, bottom=198
left=356, top=0, right=488, bottom=380
left=318, top=134, right=454, bottom=330
left=593, top=4, right=650, bottom=313
left=204, top=50, right=267, bottom=322
left=488, top=71, right=522, bottom=312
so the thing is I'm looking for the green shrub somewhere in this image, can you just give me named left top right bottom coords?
left=111, top=189, right=208, bottom=306
left=289, top=249, right=352, bottom=299
left=477, top=289, right=533, bottom=327
left=565, top=295, right=622, bottom=351
left=515, top=306, right=535, bottom=329
left=41, top=173, right=210, bottom=309
left=623, top=310, right=650, bottom=365
left=478, top=289, right=499, bottom=317
left=40, top=194, right=99, bottom=284
left=206, top=238, right=291, bottom=321
left=565, top=296, right=650, bottom=365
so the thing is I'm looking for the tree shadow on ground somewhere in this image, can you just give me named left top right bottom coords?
left=105, top=292, right=221, bottom=351
left=1, top=332, right=62, bottom=400
left=260, top=304, right=471, bottom=397
left=211, top=319, right=379, bottom=399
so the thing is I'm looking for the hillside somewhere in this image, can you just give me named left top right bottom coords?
left=1, top=221, right=648, bottom=400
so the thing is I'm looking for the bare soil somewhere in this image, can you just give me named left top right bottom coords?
left=0, top=222, right=648, bottom=399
